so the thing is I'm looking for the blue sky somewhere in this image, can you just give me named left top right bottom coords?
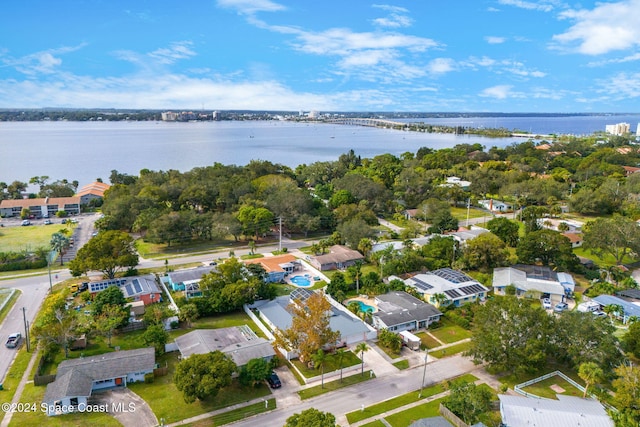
left=1, top=0, right=639, bottom=112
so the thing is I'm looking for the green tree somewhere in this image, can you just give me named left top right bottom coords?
left=178, top=303, right=199, bottom=328
left=583, top=215, right=640, bottom=265
left=312, top=349, right=328, bottom=389
left=285, top=408, right=336, bottom=427
left=336, top=218, right=375, bottom=249
left=461, top=233, right=510, bottom=272
left=356, top=342, right=369, bottom=376
left=578, top=362, right=603, bottom=398
left=347, top=260, right=363, bottom=294
left=143, top=323, right=169, bottom=355
left=173, top=351, right=236, bottom=403
left=467, top=297, right=553, bottom=374
left=516, top=229, right=579, bottom=271
left=69, top=230, right=139, bottom=279
left=236, top=205, right=275, bottom=240
left=94, top=304, right=127, bottom=347
left=612, top=364, right=640, bottom=425
left=238, top=357, right=271, bottom=387
left=335, top=348, right=347, bottom=383
left=427, top=209, right=458, bottom=234
left=274, top=292, right=339, bottom=363
left=623, top=321, right=640, bottom=358
left=487, top=217, right=520, bottom=247
left=444, top=380, right=493, bottom=425
left=50, top=232, right=70, bottom=266
left=378, top=329, right=402, bottom=354
left=92, top=286, right=128, bottom=320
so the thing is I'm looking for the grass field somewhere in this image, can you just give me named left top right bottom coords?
left=298, top=370, right=374, bottom=399
left=415, top=332, right=441, bottom=350
left=429, top=341, right=471, bottom=358
left=291, top=351, right=361, bottom=378
left=0, top=223, right=76, bottom=253
left=520, top=374, right=584, bottom=399
left=429, top=318, right=472, bottom=344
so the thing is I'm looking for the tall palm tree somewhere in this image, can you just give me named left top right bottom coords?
left=349, top=260, right=363, bottom=294
left=312, top=349, right=328, bottom=389
left=50, top=232, right=70, bottom=266
left=336, top=348, right=346, bottom=383
left=355, top=342, right=369, bottom=377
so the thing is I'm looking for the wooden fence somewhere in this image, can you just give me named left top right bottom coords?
left=439, top=403, right=469, bottom=427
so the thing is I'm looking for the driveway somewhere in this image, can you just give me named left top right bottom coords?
left=91, top=388, right=158, bottom=427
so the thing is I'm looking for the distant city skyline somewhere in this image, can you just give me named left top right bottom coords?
left=1, top=0, right=639, bottom=112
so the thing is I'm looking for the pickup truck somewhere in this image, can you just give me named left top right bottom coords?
left=5, top=332, right=22, bottom=348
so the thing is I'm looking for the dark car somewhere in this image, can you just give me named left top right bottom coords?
left=267, top=372, right=281, bottom=388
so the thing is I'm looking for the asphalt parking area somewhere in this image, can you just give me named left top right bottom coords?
left=91, top=387, right=158, bottom=427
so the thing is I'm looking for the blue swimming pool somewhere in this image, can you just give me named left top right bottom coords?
left=290, top=275, right=312, bottom=287
left=349, top=300, right=375, bottom=313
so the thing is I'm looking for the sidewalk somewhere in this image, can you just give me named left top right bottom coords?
left=1, top=349, right=40, bottom=427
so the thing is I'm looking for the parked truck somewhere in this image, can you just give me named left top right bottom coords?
left=399, top=330, right=421, bottom=351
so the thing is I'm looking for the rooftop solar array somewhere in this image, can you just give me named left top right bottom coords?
left=290, top=287, right=314, bottom=302
left=513, top=264, right=557, bottom=281
left=411, top=277, right=434, bottom=291
left=125, top=284, right=134, bottom=296
left=431, top=268, right=473, bottom=284
left=459, top=284, right=487, bottom=295
left=444, top=289, right=462, bottom=298
left=133, top=279, right=143, bottom=293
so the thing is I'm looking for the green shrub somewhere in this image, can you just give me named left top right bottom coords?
left=144, top=373, right=154, bottom=384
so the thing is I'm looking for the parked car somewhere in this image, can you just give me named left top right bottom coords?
left=21, top=220, right=31, bottom=226
left=542, top=298, right=552, bottom=309
left=553, top=302, right=569, bottom=313
left=593, top=310, right=607, bottom=318
left=6, top=332, right=22, bottom=348
left=267, top=372, right=282, bottom=388
left=43, top=219, right=52, bottom=225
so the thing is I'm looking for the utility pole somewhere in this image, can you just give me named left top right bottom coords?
left=465, top=198, right=470, bottom=228
left=419, top=348, right=428, bottom=397
left=22, top=307, right=30, bottom=352
left=278, top=217, right=282, bottom=252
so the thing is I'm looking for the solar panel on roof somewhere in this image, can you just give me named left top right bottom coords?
left=125, top=284, right=134, bottom=296
left=133, top=279, right=143, bottom=293
left=459, top=284, right=486, bottom=295
left=411, top=277, right=434, bottom=291
left=431, top=268, right=473, bottom=284
left=444, top=289, right=461, bottom=298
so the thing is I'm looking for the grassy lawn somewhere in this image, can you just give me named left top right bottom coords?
left=9, top=382, right=120, bottom=427
left=129, top=352, right=271, bottom=424
left=415, top=332, right=441, bottom=350
left=383, top=397, right=444, bottom=427
left=499, top=365, right=583, bottom=391
left=208, top=398, right=275, bottom=426
left=573, top=247, right=637, bottom=267
left=291, top=351, right=361, bottom=378
left=190, top=310, right=264, bottom=335
left=135, top=237, right=269, bottom=260
left=298, top=370, right=375, bottom=399
left=345, top=382, right=445, bottom=424
left=393, top=360, right=409, bottom=370
left=0, top=223, right=74, bottom=253
left=429, top=341, right=471, bottom=358
left=0, top=348, right=34, bottom=406
left=0, top=289, right=20, bottom=325
left=429, top=318, right=472, bottom=344
left=520, top=374, right=584, bottom=399
left=378, top=344, right=402, bottom=359
left=451, top=207, right=489, bottom=220
left=360, top=421, right=387, bottom=427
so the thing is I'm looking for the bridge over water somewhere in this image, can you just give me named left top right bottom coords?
left=326, top=118, right=407, bottom=128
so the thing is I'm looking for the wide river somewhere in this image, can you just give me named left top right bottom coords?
left=2, top=115, right=639, bottom=187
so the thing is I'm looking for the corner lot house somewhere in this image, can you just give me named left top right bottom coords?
left=0, top=196, right=81, bottom=218
left=372, top=291, right=442, bottom=332
left=42, top=348, right=155, bottom=416
left=88, top=274, right=162, bottom=305
left=492, top=264, right=575, bottom=302
left=498, top=394, right=613, bottom=427
left=400, top=268, right=489, bottom=307
left=310, top=245, right=364, bottom=271
left=174, top=326, right=275, bottom=368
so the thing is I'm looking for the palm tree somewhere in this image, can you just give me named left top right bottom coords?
left=311, top=349, right=328, bottom=389
left=578, top=362, right=603, bottom=398
left=355, top=342, right=369, bottom=377
left=348, top=260, right=363, bottom=294
left=50, top=232, right=70, bottom=266
left=348, top=301, right=361, bottom=317
left=358, top=238, right=373, bottom=259
left=432, top=293, right=448, bottom=307
left=336, top=348, right=346, bottom=383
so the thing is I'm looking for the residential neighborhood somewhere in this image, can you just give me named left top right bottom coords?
left=2, top=131, right=640, bottom=427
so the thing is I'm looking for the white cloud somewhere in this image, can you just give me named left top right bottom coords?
left=485, top=36, right=506, bottom=44
left=148, top=42, right=196, bottom=64
left=479, top=85, right=513, bottom=99
left=595, top=72, right=640, bottom=99
left=588, top=53, right=640, bottom=67
left=552, top=0, right=640, bottom=55
left=427, top=58, right=455, bottom=74
left=216, top=0, right=286, bottom=14
left=371, top=4, right=413, bottom=28
left=497, top=0, right=555, bottom=12
left=1, top=44, right=86, bottom=75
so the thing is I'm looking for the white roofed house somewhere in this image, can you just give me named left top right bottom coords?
left=499, top=394, right=613, bottom=427
left=400, top=268, right=489, bottom=307
left=492, top=264, right=575, bottom=302
left=372, top=291, right=442, bottom=332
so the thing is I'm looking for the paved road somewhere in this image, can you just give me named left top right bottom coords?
left=228, top=355, right=477, bottom=427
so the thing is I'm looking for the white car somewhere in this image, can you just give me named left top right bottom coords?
left=542, top=298, right=552, bottom=309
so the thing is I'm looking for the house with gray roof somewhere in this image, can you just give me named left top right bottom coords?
left=310, top=245, right=364, bottom=271
left=162, top=266, right=216, bottom=292
left=174, top=326, right=275, bottom=368
left=42, top=347, right=155, bottom=416
left=592, top=294, right=640, bottom=324
left=493, top=264, right=575, bottom=303
left=373, top=291, right=442, bottom=332
left=499, top=394, right=613, bottom=427
left=253, top=290, right=376, bottom=359
left=88, top=274, right=162, bottom=305
left=400, top=268, right=488, bottom=307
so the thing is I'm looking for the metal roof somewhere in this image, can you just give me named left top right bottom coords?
left=499, top=394, right=613, bottom=427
